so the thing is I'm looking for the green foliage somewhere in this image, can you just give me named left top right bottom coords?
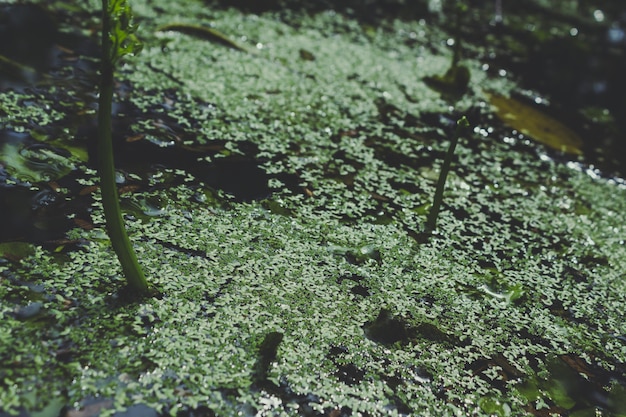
left=105, top=0, right=142, bottom=66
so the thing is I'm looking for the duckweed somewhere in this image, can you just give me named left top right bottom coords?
left=1, top=0, right=626, bottom=416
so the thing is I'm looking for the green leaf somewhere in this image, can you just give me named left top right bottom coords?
left=107, top=0, right=142, bottom=65
left=488, top=93, right=583, bottom=155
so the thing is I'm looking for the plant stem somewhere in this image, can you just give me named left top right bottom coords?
left=450, top=1, right=465, bottom=69
left=98, top=0, right=148, bottom=295
left=425, top=116, right=469, bottom=233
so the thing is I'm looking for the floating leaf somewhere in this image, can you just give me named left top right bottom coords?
left=157, top=23, right=253, bottom=54
left=488, top=93, right=583, bottom=154
left=0, top=139, right=75, bottom=183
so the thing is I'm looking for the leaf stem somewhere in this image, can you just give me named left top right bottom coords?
left=98, top=0, right=148, bottom=296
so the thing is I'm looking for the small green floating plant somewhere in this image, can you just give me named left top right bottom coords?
left=98, top=0, right=148, bottom=296
left=425, top=116, right=469, bottom=233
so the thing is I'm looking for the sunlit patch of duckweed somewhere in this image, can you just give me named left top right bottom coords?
left=0, top=91, right=64, bottom=129
left=5, top=168, right=625, bottom=414
left=2, top=0, right=626, bottom=415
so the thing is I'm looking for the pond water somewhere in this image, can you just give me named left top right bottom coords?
left=1, top=1, right=626, bottom=416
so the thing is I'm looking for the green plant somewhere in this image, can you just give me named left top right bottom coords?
left=425, top=116, right=469, bottom=232
left=424, top=0, right=471, bottom=95
left=98, top=0, right=148, bottom=295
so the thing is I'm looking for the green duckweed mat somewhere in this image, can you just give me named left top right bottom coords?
left=1, top=1, right=626, bottom=416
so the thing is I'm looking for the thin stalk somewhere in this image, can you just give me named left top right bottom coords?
left=98, top=0, right=148, bottom=295
left=450, top=1, right=465, bottom=69
left=425, top=116, right=469, bottom=233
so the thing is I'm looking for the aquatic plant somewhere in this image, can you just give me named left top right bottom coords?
left=424, top=0, right=470, bottom=95
left=425, top=116, right=469, bottom=232
left=98, top=0, right=148, bottom=295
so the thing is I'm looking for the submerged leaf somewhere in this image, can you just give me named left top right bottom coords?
left=488, top=93, right=583, bottom=155
left=0, top=241, right=36, bottom=262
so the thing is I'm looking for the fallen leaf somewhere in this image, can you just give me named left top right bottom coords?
left=488, top=93, right=583, bottom=155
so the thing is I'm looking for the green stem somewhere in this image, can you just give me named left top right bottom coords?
left=98, top=0, right=148, bottom=295
left=450, top=1, right=464, bottom=69
left=425, top=116, right=469, bottom=233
